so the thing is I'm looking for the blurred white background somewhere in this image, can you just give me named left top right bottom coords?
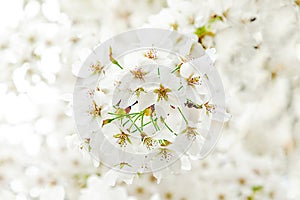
left=1, top=0, right=300, bottom=199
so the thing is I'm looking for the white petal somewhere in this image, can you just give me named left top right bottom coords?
left=180, top=155, right=191, bottom=171
left=180, top=62, right=196, bottom=78
left=153, top=130, right=175, bottom=142
left=138, top=92, right=156, bottom=111
left=205, top=48, right=217, bottom=63
left=119, top=173, right=135, bottom=185
left=152, top=169, right=165, bottom=184
left=122, top=51, right=140, bottom=67
left=94, top=90, right=107, bottom=106
left=186, top=108, right=201, bottom=123
left=103, top=169, right=119, bottom=186
left=187, top=136, right=205, bottom=159
left=40, top=186, right=65, bottom=200
left=168, top=158, right=181, bottom=173
left=102, top=123, right=119, bottom=140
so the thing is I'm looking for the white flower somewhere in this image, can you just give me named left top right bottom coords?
left=102, top=170, right=135, bottom=187
left=79, top=175, right=136, bottom=200
left=205, top=48, right=217, bottom=63
left=40, top=186, right=65, bottom=200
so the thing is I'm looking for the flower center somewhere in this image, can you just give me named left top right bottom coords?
left=130, top=68, right=148, bottom=80
left=154, top=84, right=172, bottom=101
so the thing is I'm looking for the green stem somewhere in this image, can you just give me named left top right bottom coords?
left=150, top=115, right=159, bottom=131
left=108, top=112, right=140, bottom=116
left=114, top=62, right=123, bottom=70
left=127, top=116, right=143, bottom=133
left=122, top=119, right=130, bottom=126
left=144, top=120, right=152, bottom=127
left=107, top=112, right=142, bottom=126
left=129, top=114, right=142, bottom=130
left=132, top=120, right=152, bottom=133
left=161, top=117, right=174, bottom=133
left=171, top=63, right=181, bottom=73
left=178, top=85, right=183, bottom=91
left=154, top=117, right=160, bottom=131
left=141, top=114, right=144, bottom=131
left=111, top=115, right=128, bottom=121
left=177, top=107, right=188, bottom=125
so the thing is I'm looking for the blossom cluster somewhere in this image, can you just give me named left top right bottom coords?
left=73, top=28, right=228, bottom=176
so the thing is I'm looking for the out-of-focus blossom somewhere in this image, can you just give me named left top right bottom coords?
left=1, top=0, right=300, bottom=199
